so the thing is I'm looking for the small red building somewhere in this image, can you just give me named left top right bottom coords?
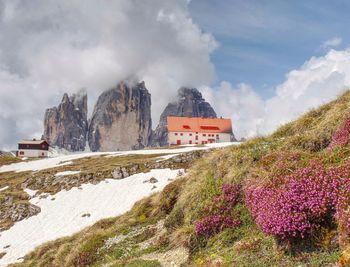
left=167, top=116, right=233, bottom=145
left=18, top=139, right=49, bottom=158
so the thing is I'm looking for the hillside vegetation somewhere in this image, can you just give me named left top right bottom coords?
left=11, top=91, right=350, bottom=266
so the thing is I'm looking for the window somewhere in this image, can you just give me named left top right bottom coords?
left=175, top=133, right=178, bottom=136
left=183, top=125, right=191, bottom=129
left=202, top=141, right=205, bottom=145
left=203, top=134, right=206, bottom=137
left=177, top=140, right=181, bottom=145
left=19, top=151, right=24, bottom=155
left=216, top=134, right=219, bottom=137
left=180, top=133, right=183, bottom=136
left=189, top=133, right=192, bottom=136
left=189, top=140, right=192, bottom=144
left=195, top=136, right=198, bottom=141
left=196, top=132, right=198, bottom=134
left=200, top=126, right=220, bottom=130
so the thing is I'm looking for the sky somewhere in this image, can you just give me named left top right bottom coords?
left=1, top=0, right=350, bottom=149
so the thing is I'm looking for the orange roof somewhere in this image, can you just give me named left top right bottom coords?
left=167, top=116, right=232, bottom=133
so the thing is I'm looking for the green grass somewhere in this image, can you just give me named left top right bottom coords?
left=10, top=90, right=350, bottom=266
left=0, top=156, right=20, bottom=166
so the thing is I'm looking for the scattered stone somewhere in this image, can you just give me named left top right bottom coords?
left=143, top=177, right=158, bottom=184
left=177, top=170, right=184, bottom=176
left=141, top=246, right=189, bottom=267
left=149, top=177, right=158, bottom=183
left=51, top=198, right=55, bottom=201
left=0, top=252, right=6, bottom=259
left=81, top=213, right=91, bottom=218
left=3, top=245, right=10, bottom=249
left=151, top=185, right=157, bottom=190
left=0, top=203, right=41, bottom=223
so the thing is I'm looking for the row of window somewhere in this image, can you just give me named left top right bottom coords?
left=177, top=140, right=213, bottom=145
left=174, top=132, right=219, bottom=137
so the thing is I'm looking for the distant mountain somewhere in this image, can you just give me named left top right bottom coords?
left=88, top=81, right=152, bottom=152
left=151, top=87, right=218, bottom=146
left=41, top=84, right=234, bottom=152
left=43, top=90, right=88, bottom=152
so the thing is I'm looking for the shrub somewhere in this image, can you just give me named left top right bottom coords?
left=245, top=162, right=350, bottom=242
left=195, top=215, right=241, bottom=237
left=194, top=183, right=241, bottom=237
left=329, top=117, right=350, bottom=149
left=158, top=178, right=184, bottom=215
left=164, top=206, right=184, bottom=230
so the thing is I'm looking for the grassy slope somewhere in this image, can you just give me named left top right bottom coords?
left=0, top=149, right=202, bottom=231
left=10, top=91, right=350, bottom=266
left=0, top=156, right=21, bottom=167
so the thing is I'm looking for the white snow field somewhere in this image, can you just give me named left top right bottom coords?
left=0, top=142, right=238, bottom=173
left=55, top=170, right=81, bottom=177
left=0, top=168, right=181, bottom=266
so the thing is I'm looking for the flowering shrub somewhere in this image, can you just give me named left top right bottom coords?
left=329, top=117, right=350, bottom=149
left=245, top=162, right=350, bottom=240
left=195, top=183, right=241, bottom=237
left=195, top=215, right=241, bottom=236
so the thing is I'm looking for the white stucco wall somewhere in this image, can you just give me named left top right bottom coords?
left=168, top=132, right=231, bottom=145
left=18, top=149, right=48, bottom=158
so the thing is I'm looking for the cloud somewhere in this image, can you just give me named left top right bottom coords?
left=201, top=49, right=350, bottom=139
left=322, top=37, right=342, bottom=49
left=0, top=0, right=217, bottom=149
left=201, top=82, right=265, bottom=138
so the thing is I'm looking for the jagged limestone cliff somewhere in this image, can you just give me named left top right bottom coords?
left=88, top=81, right=152, bottom=152
left=43, top=90, right=88, bottom=151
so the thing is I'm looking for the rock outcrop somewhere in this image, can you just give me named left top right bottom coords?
left=43, top=90, right=88, bottom=151
left=152, top=87, right=217, bottom=146
left=88, top=81, right=152, bottom=152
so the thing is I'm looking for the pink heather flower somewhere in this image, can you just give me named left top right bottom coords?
left=329, top=117, right=350, bottom=149
left=195, top=183, right=241, bottom=237
left=245, top=162, right=350, bottom=240
left=195, top=215, right=241, bottom=236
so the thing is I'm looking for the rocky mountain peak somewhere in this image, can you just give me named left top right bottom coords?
left=88, top=81, right=152, bottom=152
left=43, top=91, right=88, bottom=152
left=62, top=93, right=70, bottom=103
left=152, top=87, right=217, bottom=146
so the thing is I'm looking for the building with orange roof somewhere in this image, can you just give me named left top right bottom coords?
left=167, top=116, right=233, bottom=145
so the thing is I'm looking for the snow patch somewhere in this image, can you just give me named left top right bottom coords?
left=23, top=188, right=38, bottom=198
left=0, top=186, right=9, bottom=192
left=0, top=143, right=239, bottom=174
left=55, top=171, right=81, bottom=177
left=156, top=154, right=179, bottom=162
left=0, top=168, right=182, bottom=266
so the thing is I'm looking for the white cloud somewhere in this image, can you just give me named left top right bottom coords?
left=201, top=49, right=350, bottom=139
left=201, top=82, right=265, bottom=138
left=0, top=0, right=217, bottom=149
left=322, top=37, right=342, bottom=49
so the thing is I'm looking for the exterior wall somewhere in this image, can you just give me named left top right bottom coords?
left=18, top=143, right=49, bottom=150
left=18, top=149, right=48, bottom=158
left=168, top=131, right=231, bottom=145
